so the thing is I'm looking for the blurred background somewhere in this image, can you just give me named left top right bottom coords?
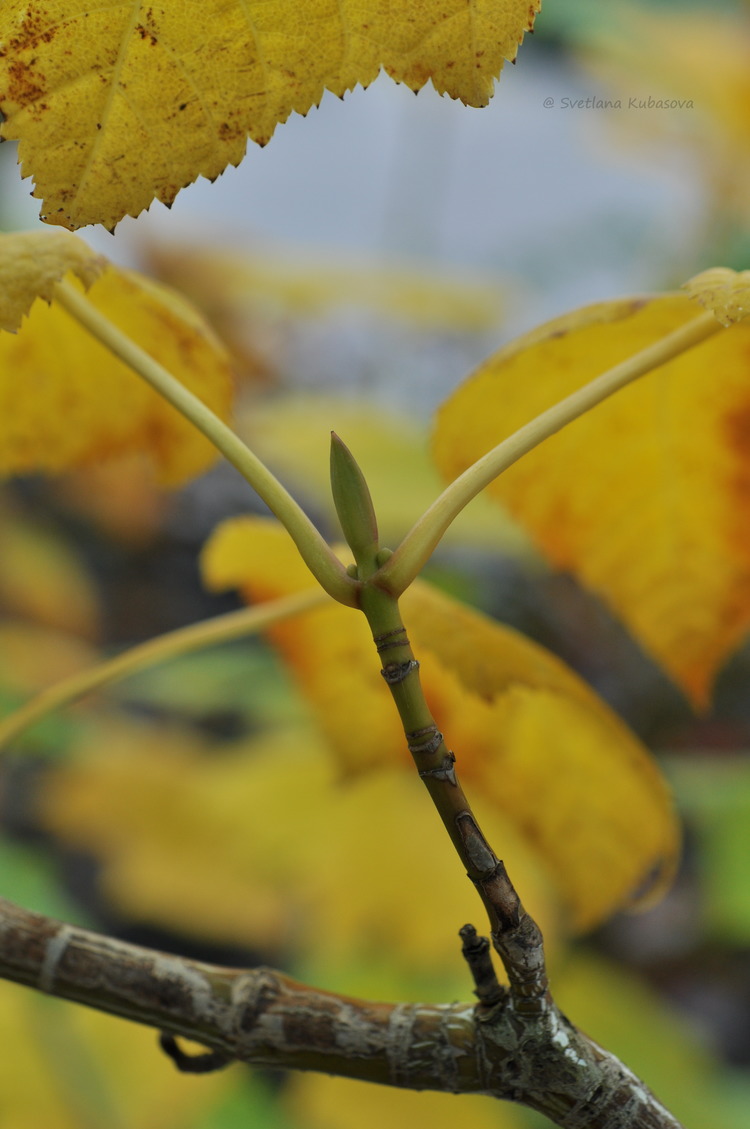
left=1, top=0, right=750, bottom=1126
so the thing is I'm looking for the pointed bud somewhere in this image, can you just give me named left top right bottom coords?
left=330, top=432, right=379, bottom=570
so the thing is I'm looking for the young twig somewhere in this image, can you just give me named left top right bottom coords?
left=459, top=924, right=505, bottom=1009
left=358, top=582, right=549, bottom=1008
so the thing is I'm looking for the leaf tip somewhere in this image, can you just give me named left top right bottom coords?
left=684, top=266, right=750, bottom=326
left=0, top=229, right=108, bottom=333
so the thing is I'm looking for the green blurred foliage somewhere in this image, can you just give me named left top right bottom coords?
left=671, top=758, right=750, bottom=944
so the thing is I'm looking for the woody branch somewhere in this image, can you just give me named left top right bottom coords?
left=0, top=896, right=683, bottom=1128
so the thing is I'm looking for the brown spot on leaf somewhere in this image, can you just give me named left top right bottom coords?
left=135, top=25, right=158, bottom=45
left=6, top=58, right=46, bottom=106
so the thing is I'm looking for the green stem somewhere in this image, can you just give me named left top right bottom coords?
left=377, top=310, right=722, bottom=596
left=52, top=280, right=357, bottom=607
left=358, top=582, right=547, bottom=1002
left=0, top=590, right=325, bottom=753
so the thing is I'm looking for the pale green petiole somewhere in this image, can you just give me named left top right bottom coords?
left=0, top=589, right=326, bottom=753
left=52, top=280, right=358, bottom=607
left=376, top=310, right=723, bottom=596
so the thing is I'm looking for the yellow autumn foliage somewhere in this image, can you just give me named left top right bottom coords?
left=0, top=231, right=233, bottom=485
left=38, top=723, right=334, bottom=950
left=0, top=505, right=100, bottom=641
left=0, top=0, right=540, bottom=230
left=148, top=243, right=508, bottom=334
left=201, top=516, right=679, bottom=931
left=0, top=621, right=97, bottom=695
left=37, top=718, right=554, bottom=985
left=433, top=292, right=750, bottom=708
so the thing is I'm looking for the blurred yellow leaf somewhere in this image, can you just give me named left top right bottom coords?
left=0, top=621, right=96, bottom=696
left=238, top=395, right=531, bottom=557
left=0, top=0, right=540, bottom=230
left=0, top=980, right=231, bottom=1129
left=202, top=516, right=679, bottom=931
left=433, top=293, right=750, bottom=708
left=0, top=507, right=100, bottom=640
left=0, top=233, right=233, bottom=485
left=38, top=720, right=336, bottom=951
left=37, top=718, right=555, bottom=986
left=148, top=243, right=507, bottom=334
left=0, top=230, right=105, bottom=331
left=285, top=1072, right=523, bottom=1129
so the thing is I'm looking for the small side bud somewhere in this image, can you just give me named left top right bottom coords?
left=330, top=433, right=380, bottom=570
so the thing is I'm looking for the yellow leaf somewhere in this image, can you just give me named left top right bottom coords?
left=201, top=516, right=679, bottom=931
left=285, top=1073, right=523, bottom=1129
left=202, top=516, right=403, bottom=777
left=684, top=267, right=750, bottom=327
left=0, top=621, right=96, bottom=695
left=38, top=719, right=339, bottom=950
left=0, top=230, right=105, bottom=331
left=305, top=769, right=556, bottom=986
left=432, top=293, right=750, bottom=708
left=404, top=583, right=679, bottom=932
left=0, top=233, right=233, bottom=485
left=0, top=0, right=540, bottom=230
left=148, top=243, right=508, bottom=333
left=0, top=504, right=100, bottom=640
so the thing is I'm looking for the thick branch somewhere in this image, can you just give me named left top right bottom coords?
left=0, top=896, right=474, bottom=1089
left=0, top=898, right=684, bottom=1128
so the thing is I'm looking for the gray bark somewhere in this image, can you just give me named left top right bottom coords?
left=0, top=896, right=684, bottom=1129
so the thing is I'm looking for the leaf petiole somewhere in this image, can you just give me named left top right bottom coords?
left=52, top=280, right=358, bottom=606
left=376, top=309, right=722, bottom=596
left=0, top=589, right=326, bottom=753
